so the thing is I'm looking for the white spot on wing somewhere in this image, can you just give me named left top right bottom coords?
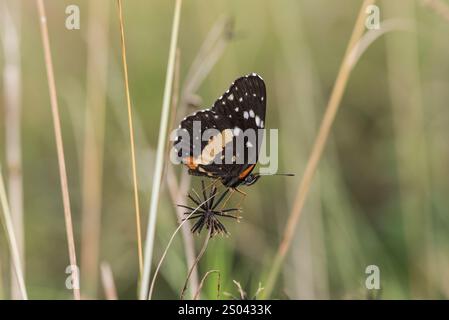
left=228, top=93, right=234, bottom=101
left=249, top=109, right=255, bottom=118
left=233, top=127, right=241, bottom=136
left=243, top=111, right=249, bottom=119
left=246, top=141, right=253, bottom=148
left=234, top=107, right=239, bottom=112
left=255, top=115, right=261, bottom=127
left=239, top=97, right=243, bottom=102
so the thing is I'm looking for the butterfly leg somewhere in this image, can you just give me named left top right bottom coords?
left=220, top=188, right=235, bottom=210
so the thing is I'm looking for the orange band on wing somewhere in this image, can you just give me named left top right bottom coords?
left=185, top=156, right=198, bottom=170
left=238, top=164, right=256, bottom=179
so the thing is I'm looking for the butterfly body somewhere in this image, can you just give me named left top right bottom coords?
left=174, top=73, right=266, bottom=189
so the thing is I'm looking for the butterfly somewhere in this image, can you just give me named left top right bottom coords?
left=173, top=73, right=266, bottom=191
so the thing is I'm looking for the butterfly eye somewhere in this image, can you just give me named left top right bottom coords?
left=244, top=174, right=260, bottom=186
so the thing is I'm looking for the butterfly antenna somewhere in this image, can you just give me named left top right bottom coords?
left=254, top=173, right=295, bottom=177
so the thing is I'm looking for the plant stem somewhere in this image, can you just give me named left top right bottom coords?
left=36, top=0, right=80, bottom=300
left=117, top=0, right=144, bottom=279
left=0, top=0, right=24, bottom=300
left=0, top=165, right=27, bottom=299
left=81, top=0, right=109, bottom=298
left=100, top=262, right=118, bottom=300
left=180, top=230, right=211, bottom=300
left=139, top=0, right=183, bottom=300
left=148, top=191, right=218, bottom=300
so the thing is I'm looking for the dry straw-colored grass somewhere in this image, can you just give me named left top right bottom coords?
left=148, top=191, right=220, bottom=300
left=100, top=262, right=118, bottom=300
left=117, top=0, right=144, bottom=278
left=262, top=0, right=377, bottom=298
left=193, top=270, right=221, bottom=300
left=36, top=0, right=80, bottom=300
left=1, top=0, right=24, bottom=300
left=81, top=0, right=110, bottom=298
left=164, top=16, right=234, bottom=299
left=0, top=166, right=27, bottom=299
left=180, top=230, right=211, bottom=300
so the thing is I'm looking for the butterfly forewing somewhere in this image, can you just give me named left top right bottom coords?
left=212, top=74, right=266, bottom=131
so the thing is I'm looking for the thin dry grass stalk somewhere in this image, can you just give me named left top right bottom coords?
left=164, top=49, right=200, bottom=297
left=180, top=230, right=211, bottom=300
left=36, top=0, right=80, bottom=300
left=140, top=0, right=183, bottom=300
left=166, top=166, right=200, bottom=297
left=194, top=270, right=221, bottom=300
left=347, top=19, right=412, bottom=65
left=0, top=166, right=27, bottom=299
left=0, top=0, right=24, bottom=300
left=81, top=0, right=109, bottom=298
left=164, top=16, right=234, bottom=298
left=262, top=0, right=376, bottom=298
left=0, top=258, right=4, bottom=298
left=148, top=191, right=219, bottom=300
left=116, top=0, right=144, bottom=278
left=100, top=262, right=118, bottom=300
left=148, top=189, right=222, bottom=300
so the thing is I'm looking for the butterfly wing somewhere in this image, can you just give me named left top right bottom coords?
left=174, top=73, right=266, bottom=185
left=211, top=73, right=266, bottom=132
left=211, top=74, right=266, bottom=184
left=174, top=109, right=220, bottom=175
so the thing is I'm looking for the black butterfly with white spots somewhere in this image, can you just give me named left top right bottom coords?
left=173, top=73, right=266, bottom=190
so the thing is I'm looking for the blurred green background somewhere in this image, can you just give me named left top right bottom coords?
left=1, top=0, right=449, bottom=299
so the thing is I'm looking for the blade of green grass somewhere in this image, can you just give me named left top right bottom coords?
left=140, top=0, right=183, bottom=300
